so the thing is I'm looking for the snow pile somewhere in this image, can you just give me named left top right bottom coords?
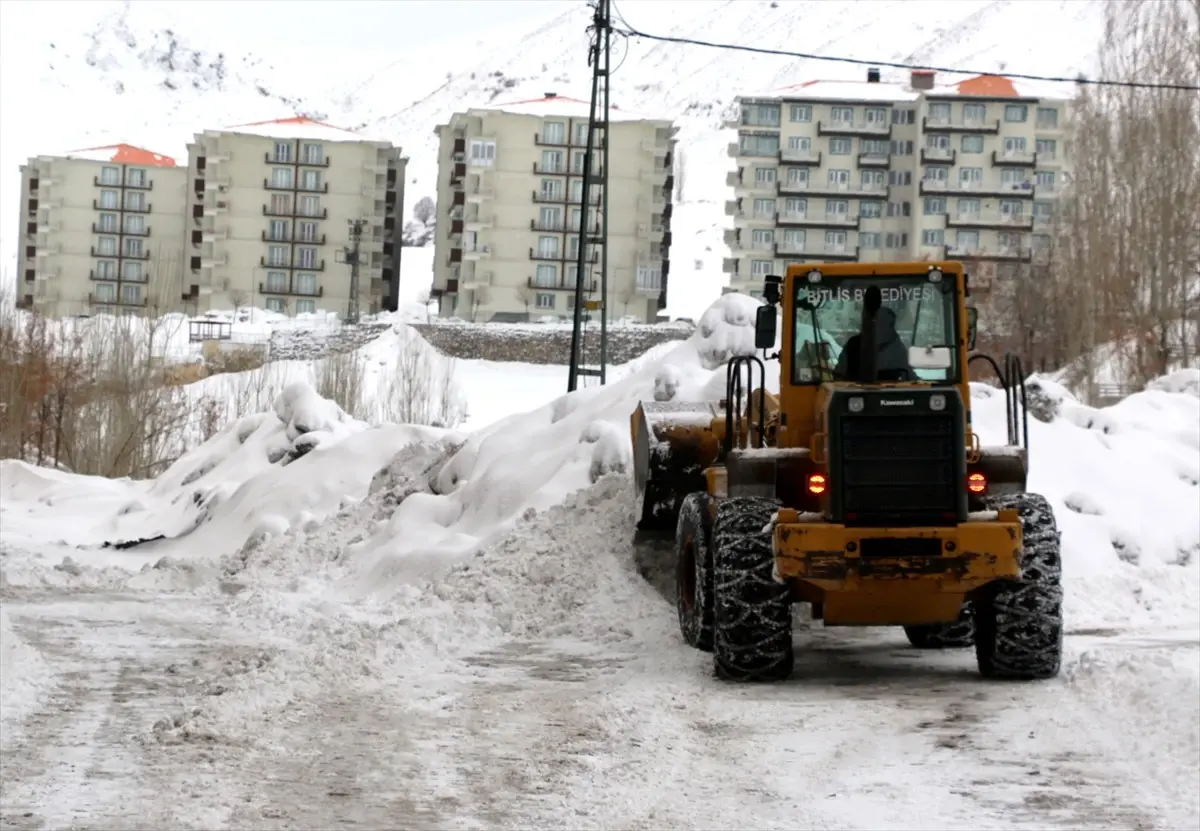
left=0, top=381, right=457, bottom=583
left=0, top=608, right=54, bottom=733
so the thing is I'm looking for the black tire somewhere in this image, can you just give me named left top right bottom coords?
left=904, top=602, right=976, bottom=649
left=675, top=492, right=714, bottom=652
left=974, top=493, right=1064, bottom=680
left=711, top=496, right=793, bottom=682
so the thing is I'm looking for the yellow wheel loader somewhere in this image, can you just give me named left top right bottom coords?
left=631, top=261, right=1063, bottom=682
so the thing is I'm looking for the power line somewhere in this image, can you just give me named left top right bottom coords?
left=610, top=24, right=1200, bottom=92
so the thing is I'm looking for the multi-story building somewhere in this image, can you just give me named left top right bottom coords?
left=724, top=70, right=1070, bottom=296
left=184, top=117, right=407, bottom=316
left=430, top=93, right=677, bottom=323
left=16, top=144, right=188, bottom=316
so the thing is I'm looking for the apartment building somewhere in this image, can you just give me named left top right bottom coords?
left=430, top=93, right=677, bottom=323
left=16, top=145, right=188, bottom=317
left=724, top=70, right=1070, bottom=296
left=184, top=118, right=407, bottom=317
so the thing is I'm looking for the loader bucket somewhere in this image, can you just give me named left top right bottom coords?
left=631, top=400, right=723, bottom=534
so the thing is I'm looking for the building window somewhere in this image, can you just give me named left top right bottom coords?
left=301, top=143, right=323, bottom=164
left=542, top=120, right=566, bottom=144
left=864, top=107, right=887, bottom=125
left=962, top=103, right=987, bottom=124
left=750, top=228, right=774, bottom=249
left=891, top=109, right=916, bottom=125
left=124, top=214, right=145, bottom=234
left=887, top=170, right=911, bottom=186
left=999, top=199, right=1025, bottom=218
left=998, top=231, right=1022, bottom=251
left=1001, top=168, right=1027, bottom=187
left=739, top=134, right=780, bottom=156
left=1004, top=104, right=1028, bottom=123
left=126, top=168, right=146, bottom=187
left=1036, top=107, right=1059, bottom=129
left=537, top=235, right=559, bottom=259
left=752, top=198, right=776, bottom=218
left=959, top=167, right=983, bottom=186
left=859, top=232, right=881, bottom=249
left=123, top=238, right=143, bottom=257
left=960, top=135, right=984, bottom=154
left=532, top=264, right=559, bottom=289
left=469, top=139, right=496, bottom=166
left=539, top=178, right=562, bottom=201
left=1036, top=139, right=1057, bottom=159
left=861, top=170, right=886, bottom=189
left=956, top=198, right=981, bottom=218
left=754, top=167, right=777, bottom=185
left=299, top=195, right=321, bottom=216
left=123, top=261, right=143, bottom=282
left=300, top=170, right=322, bottom=191
left=783, top=229, right=806, bottom=248
left=787, top=168, right=809, bottom=186
left=535, top=292, right=555, bottom=309
left=829, top=138, right=852, bottom=155
left=298, top=221, right=319, bottom=242
left=270, top=194, right=292, bottom=214
left=784, top=197, right=807, bottom=217
left=265, top=271, right=288, bottom=292
left=861, top=138, right=888, bottom=155
left=1003, top=136, right=1027, bottom=155
left=922, top=228, right=944, bottom=246
left=956, top=230, right=980, bottom=250
left=751, top=259, right=773, bottom=277
left=97, top=236, right=118, bottom=256
left=94, top=282, right=117, bottom=302
left=97, top=213, right=119, bottom=232
left=787, top=136, right=811, bottom=152
left=830, top=106, right=853, bottom=125
left=826, top=169, right=850, bottom=188
left=826, top=199, right=849, bottom=219
left=860, top=200, right=883, bottom=218
left=890, top=139, right=914, bottom=155
left=274, top=141, right=293, bottom=163
left=99, top=189, right=119, bottom=209
left=99, top=166, right=121, bottom=185
left=268, top=245, right=288, bottom=267
left=95, top=260, right=117, bottom=279
left=824, top=230, right=847, bottom=251
left=297, top=247, right=318, bottom=268
left=886, top=201, right=911, bottom=217
left=541, top=149, right=565, bottom=173
left=121, top=284, right=142, bottom=305
left=885, top=232, right=908, bottom=248
left=296, top=299, right=316, bottom=314
left=269, top=219, right=289, bottom=241
left=923, top=196, right=946, bottom=215
left=265, top=297, right=286, bottom=313
left=1035, top=170, right=1056, bottom=189
left=1033, top=200, right=1054, bottom=221
left=271, top=167, right=293, bottom=188
left=295, top=273, right=318, bottom=295
left=928, top=103, right=951, bottom=123
left=573, top=123, right=591, bottom=146
left=125, top=191, right=146, bottom=211
left=741, top=103, right=780, bottom=127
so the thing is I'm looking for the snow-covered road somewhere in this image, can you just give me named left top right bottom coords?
left=3, top=582, right=1196, bottom=831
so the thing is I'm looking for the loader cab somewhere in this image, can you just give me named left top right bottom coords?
left=766, top=262, right=975, bottom=451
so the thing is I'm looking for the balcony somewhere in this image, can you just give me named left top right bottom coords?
left=779, top=148, right=822, bottom=166
left=261, top=205, right=329, bottom=219
left=531, top=190, right=601, bottom=205
left=201, top=254, right=229, bottom=268
left=466, top=187, right=495, bottom=202
left=992, top=150, right=1037, bottom=167
left=461, top=269, right=494, bottom=288
left=636, top=269, right=663, bottom=293
left=776, top=181, right=888, bottom=198
left=722, top=257, right=739, bottom=275
left=92, top=223, right=150, bottom=236
left=464, top=245, right=492, bottom=261
left=945, top=245, right=1032, bottom=263
left=88, top=270, right=119, bottom=281
left=944, top=212, right=1035, bottom=231
left=729, top=169, right=778, bottom=192
left=774, top=243, right=859, bottom=261
left=922, top=117, right=1001, bottom=134
left=261, top=230, right=328, bottom=244
left=529, top=247, right=564, bottom=262
left=465, top=212, right=494, bottom=230
left=89, top=292, right=147, bottom=307
left=260, top=257, right=327, bottom=271
left=94, top=175, right=153, bottom=190
left=90, top=246, right=151, bottom=260
left=527, top=275, right=598, bottom=292
left=921, top=147, right=956, bottom=165
left=777, top=211, right=860, bottom=229
left=265, top=152, right=330, bottom=167
left=533, top=162, right=569, bottom=175
left=531, top=219, right=567, bottom=233
left=535, top=132, right=570, bottom=148
left=259, top=282, right=325, bottom=297
left=724, top=199, right=741, bottom=216
left=817, top=120, right=891, bottom=138
left=918, top=180, right=1036, bottom=199
left=857, top=152, right=890, bottom=167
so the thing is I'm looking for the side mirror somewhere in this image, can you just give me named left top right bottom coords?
left=755, top=305, right=777, bottom=350
left=965, top=307, right=978, bottom=351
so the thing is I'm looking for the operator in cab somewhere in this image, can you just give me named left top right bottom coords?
left=832, top=286, right=915, bottom=382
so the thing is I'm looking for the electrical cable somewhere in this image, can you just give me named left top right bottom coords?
left=609, top=23, right=1200, bottom=92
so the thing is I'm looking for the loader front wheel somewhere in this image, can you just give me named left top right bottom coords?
left=711, top=496, right=793, bottom=682
left=974, top=493, right=1064, bottom=680
left=675, top=492, right=714, bottom=651
left=904, top=603, right=976, bottom=649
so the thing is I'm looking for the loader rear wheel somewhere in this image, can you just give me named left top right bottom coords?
left=904, top=603, right=976, bottom=649
left=974, top=493, right=1064, bottom=680
left=676, top=492, right=714, bottom=652
left=711, top=496, right=793, bottom=682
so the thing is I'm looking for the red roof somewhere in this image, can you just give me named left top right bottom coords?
left=68, top=144, right=177, bottom=167
left=224, top=116, right=360, bottom=134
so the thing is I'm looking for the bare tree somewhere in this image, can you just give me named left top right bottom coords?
left=616, top=283, right=637, bottom=321
left=412, top=196, right=435, bottom=225
left=515, top=283, right=536, bottom=319
left=229, top=288, right=249, bottom=320
left=470, top=286, right=492, bottom=322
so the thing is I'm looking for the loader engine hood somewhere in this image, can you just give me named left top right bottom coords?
left=823, top=386, right=969, bottom=528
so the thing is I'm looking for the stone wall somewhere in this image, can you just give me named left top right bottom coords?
left=268, top=323, right=393, bottom=362
left=409, top=322, right=694, bottom=365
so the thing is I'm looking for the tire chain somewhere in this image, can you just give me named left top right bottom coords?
left=675, top=492, right=714, bottom=651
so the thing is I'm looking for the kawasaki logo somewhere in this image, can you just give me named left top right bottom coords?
left=880, top=399, right=915, bottom=407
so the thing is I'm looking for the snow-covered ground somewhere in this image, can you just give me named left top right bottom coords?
left=2, top=294, right=1198, bottom=829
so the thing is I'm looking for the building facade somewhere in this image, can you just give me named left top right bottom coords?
left=430, top=94, right=677, bottom=323
left=14, top=120, right=407, bottom=319
left=16, top=145, right=188, bottom=317
left=724, top=70, right=1070, bottom=296
left=184, top=118, right=407, bottom=317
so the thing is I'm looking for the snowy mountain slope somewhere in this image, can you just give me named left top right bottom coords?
left=1, top=0, right=1103, bottom=313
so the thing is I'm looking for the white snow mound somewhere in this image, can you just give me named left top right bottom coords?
left=0, top=608, right=55, bottom=733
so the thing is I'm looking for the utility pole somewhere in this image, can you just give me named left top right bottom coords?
left=566, top=0, right=612, bottom=393
left=341, top=218, right=366, bottom=324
